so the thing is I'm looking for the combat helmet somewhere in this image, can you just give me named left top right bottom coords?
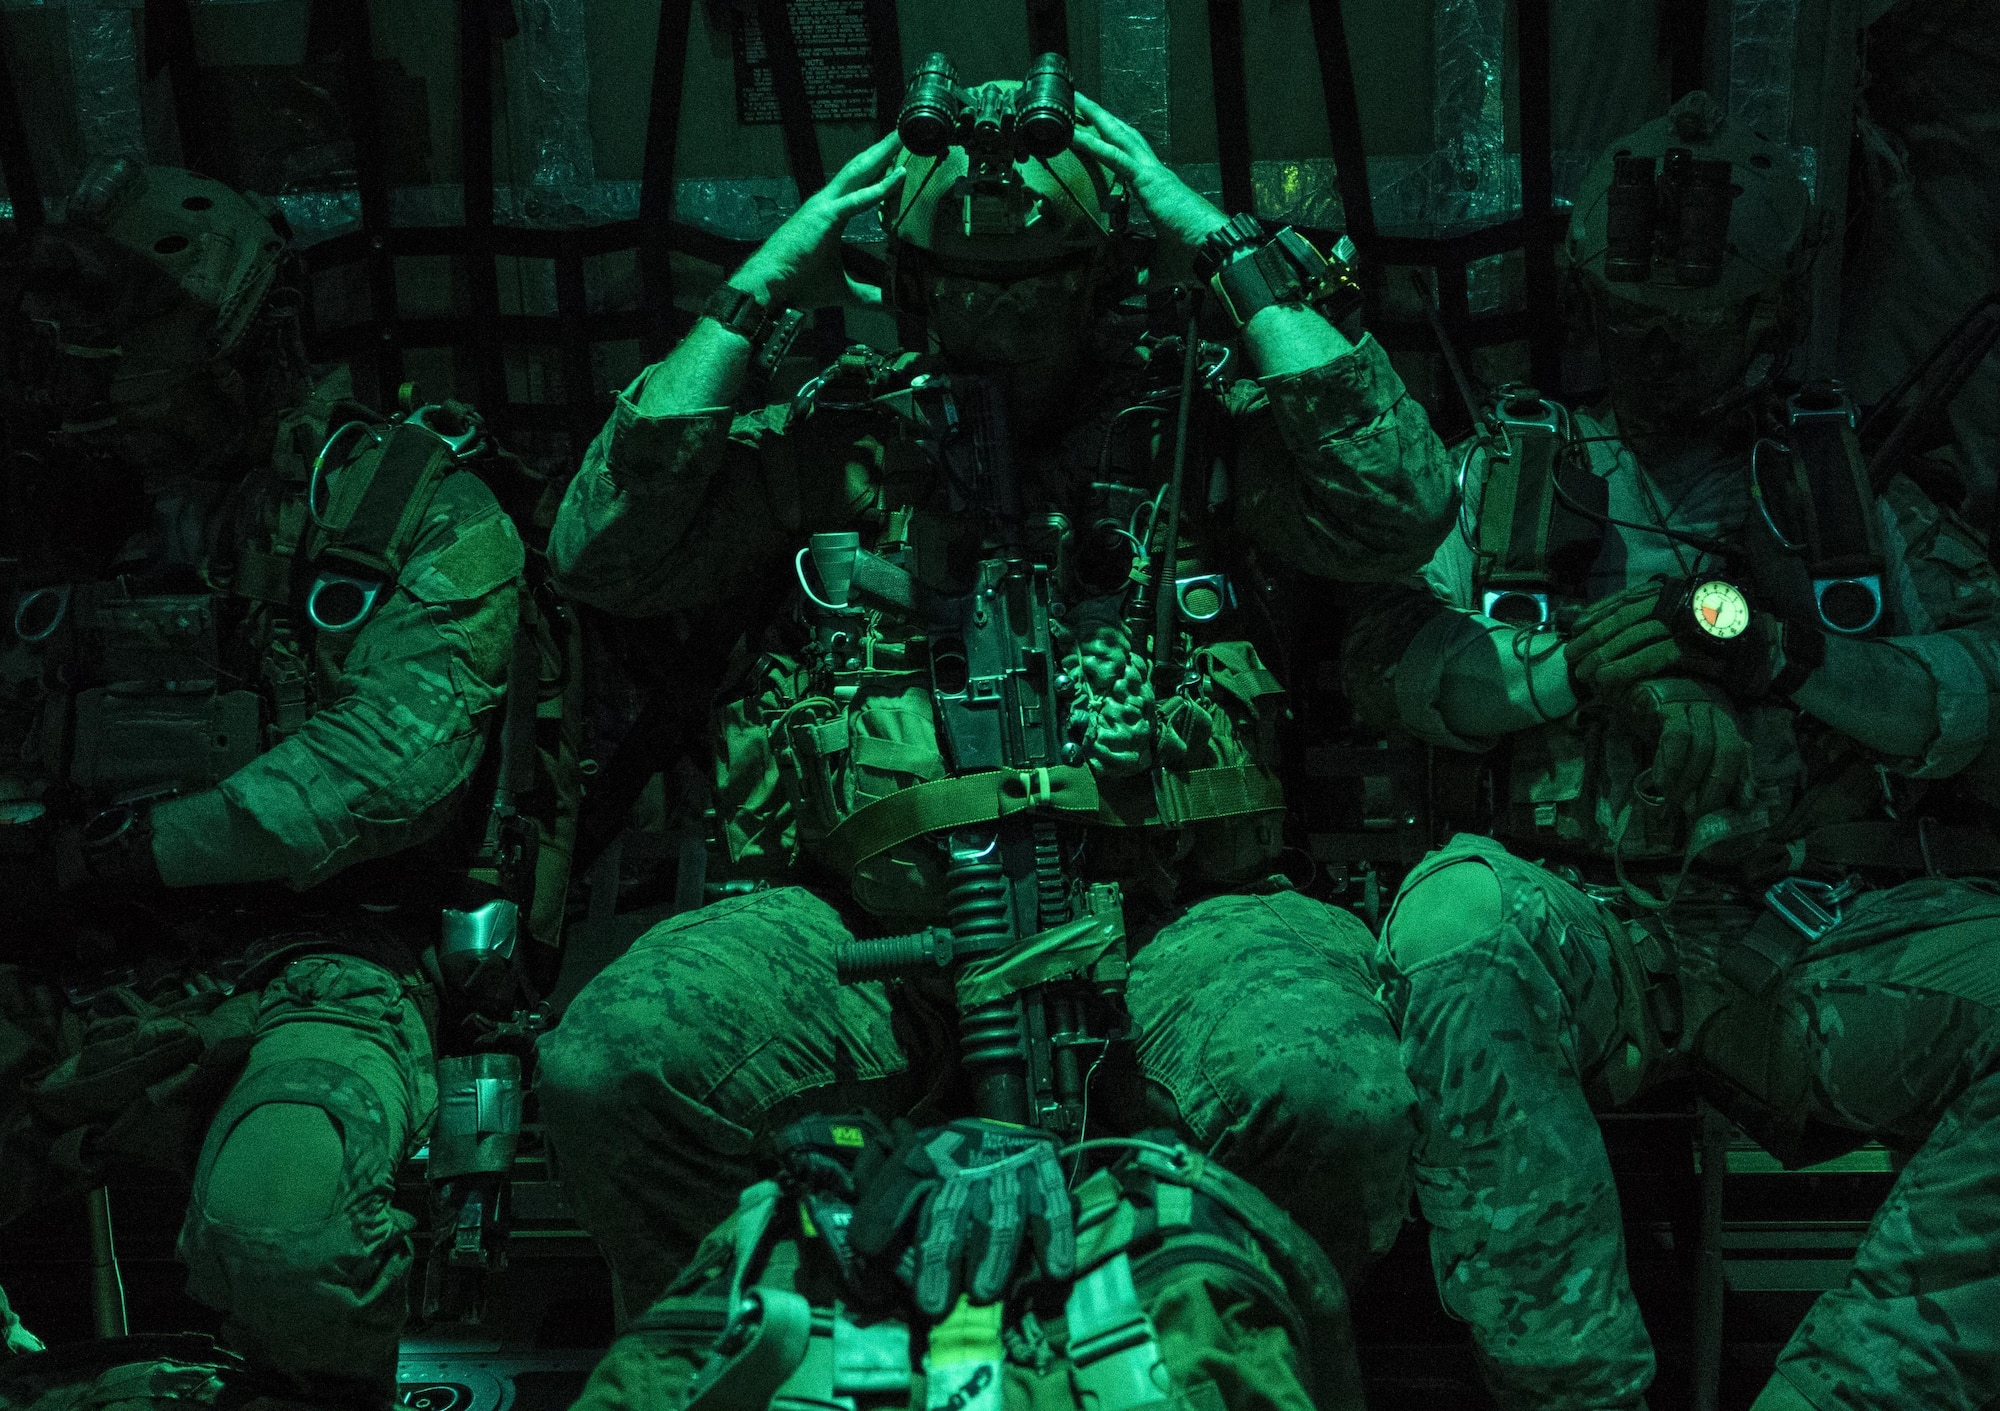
left=1567, top=90, right=1814, bottom=317
left=18, top=159, right=288, bottom=432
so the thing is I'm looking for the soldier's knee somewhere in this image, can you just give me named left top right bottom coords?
left=1241, top=1045, right=1419, bottom=1164
left=183, top=1055, right=413, bottom=1380
left=535, top=1019, right=620, bottom=1147
left=1384, top=860, right=1503, bottom=971
left=203, top=1103, right=342, bottom=1227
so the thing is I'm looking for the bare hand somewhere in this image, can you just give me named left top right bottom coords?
left=734, top=131, right=905, bottom=310
left=1071, top=93, right=1228, bottom=249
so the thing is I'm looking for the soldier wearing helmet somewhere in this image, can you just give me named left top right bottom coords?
left=1, top=161, right=528, bottom=1403
left=1344, top=92, right=2000, bottom=1411
left=534, top=65, right=1453, bottom=1351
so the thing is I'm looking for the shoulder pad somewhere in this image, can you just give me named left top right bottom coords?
left=270, top=369, right=373, bottom=484
left=400, top=477, right=526, bottom=604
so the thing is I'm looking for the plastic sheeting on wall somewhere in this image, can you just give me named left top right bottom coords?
left=1430, top=0, right=1509, bottom=229
left=508, top=0, right=600, bottom=224
left=1098, top=0, right=1172, bottom=160
left=67, top=0, right=145, bottom=163
left=1729, top=0, right=1797, bottom=141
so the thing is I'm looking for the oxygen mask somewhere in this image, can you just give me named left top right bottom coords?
left=922, top=263, right=1094, bottom=370
left=1596, top=290, right=1759, bottom=428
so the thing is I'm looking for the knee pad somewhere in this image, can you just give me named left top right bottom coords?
left=204, top=1103, right=342, bottom=1227
left=182, top=1057, right=415, bottom=1382
left=1384, top=860, right=1503, bottom=970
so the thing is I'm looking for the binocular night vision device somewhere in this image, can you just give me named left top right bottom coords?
left=1604, top=147, right=1739, bottom=287
left=897, top=52, right=1077, bottom=161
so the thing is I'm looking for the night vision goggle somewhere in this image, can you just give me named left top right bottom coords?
left=897, top=52, right=1077, bottom=163
left=1604, top=147, right=1739, bottom=288
left=890, top=52, right=1112, bottom=255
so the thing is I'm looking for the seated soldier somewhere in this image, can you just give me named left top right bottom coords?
left=1346, top=92, right=2000, bottom=1411
left=536, top=65, right=1452, bottom=1351
left=0, top=162, right=530, bottom=1404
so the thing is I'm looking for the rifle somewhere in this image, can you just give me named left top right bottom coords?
left=829, top=375, right=1127, bottom=1133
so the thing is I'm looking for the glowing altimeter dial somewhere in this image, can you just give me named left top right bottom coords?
left=1688, top=580, right=1751, bottom=640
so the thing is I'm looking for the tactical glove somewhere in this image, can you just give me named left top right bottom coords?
left=1564, top=578, right=1685, bottom=695
left=1624, top=677, right=1753, bottom=818
left=849, top=1118, right=1077, bottom=1315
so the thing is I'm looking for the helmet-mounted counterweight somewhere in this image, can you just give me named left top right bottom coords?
left=17, top=160, right=289, bottom=435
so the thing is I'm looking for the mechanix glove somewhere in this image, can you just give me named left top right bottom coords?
left=1564, top=577, right=1686, bottom=695
left=1624, top=677, right=1753, bottom=818
left=848, top=1117, right=1077, bottom=1316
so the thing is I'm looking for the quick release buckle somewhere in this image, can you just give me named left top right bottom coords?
left=1763, top=874, right=1865, bottom=943
left=1481, top=588, right=1550, bottom=626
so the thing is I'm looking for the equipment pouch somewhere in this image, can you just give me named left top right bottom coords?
left=1150, top=642, right=1287, bottom=883
left=69, top=686, right=261, bottom=795
left=70, top=590, right=220, bottom=685
left=778, top=678, right=953, bottom=918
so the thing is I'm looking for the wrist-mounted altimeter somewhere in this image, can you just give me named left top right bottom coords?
left=1195, top=215, right=1349, bottom=330
left=701, top=284, right=805, bottom=373
left=1684, top=578, right=1752, bottom=642
left=1660, top=575, right=1757, bottom=679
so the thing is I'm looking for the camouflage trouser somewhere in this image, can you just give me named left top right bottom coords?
left=1379, top=833, right=2000, bottom=1411
left=537, top=885, right=1417, bottom=1318
left=0, top=949, right=431, bottom=1390
left=177, top=953, right=436, bottom=1389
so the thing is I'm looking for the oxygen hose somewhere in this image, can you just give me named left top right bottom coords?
left=1147, top=299, right=1204, bottom=687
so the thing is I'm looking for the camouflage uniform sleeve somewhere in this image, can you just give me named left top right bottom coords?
left=1341, top=440, right=1530, bottom=749
left=549, top=367, right=876, bottom=616
left=1230, top=334, right=1457, bottom=581
left=151, top=470, right=522, bottom=889
left=1821, top=475, right=2000, bottom=780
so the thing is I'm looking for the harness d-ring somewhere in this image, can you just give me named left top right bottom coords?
left=309, top=420, right=384, bottom=530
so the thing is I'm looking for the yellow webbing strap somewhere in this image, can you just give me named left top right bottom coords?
left=813, top=766, right=1101, bottom=873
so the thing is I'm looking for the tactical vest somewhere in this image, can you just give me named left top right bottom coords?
left=1467, top=385, right=1886, bottom=636
left=715, top=360, right=1290, bottom=920
left=574, top=1138, right=1362, bottom=1411
left=1462, top=388, right=1888, bottom=864
left=3, top=388, right=578, bottom=943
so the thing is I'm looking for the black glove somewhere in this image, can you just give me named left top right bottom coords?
left=848, top=1118, right=1077, bottom=1315
left=776, top=1111, right=894, bottom=1203
left=1564, top=577, right=1686, bottom=696
left=772, top=1111, right=897, bottom=1290
left=1625, top=677, right=1753, bottom=818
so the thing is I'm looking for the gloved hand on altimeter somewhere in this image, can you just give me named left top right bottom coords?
left=848, top=1118, right=1077, bottom=1315
left=1624, top=677, right=1754, bottom=818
